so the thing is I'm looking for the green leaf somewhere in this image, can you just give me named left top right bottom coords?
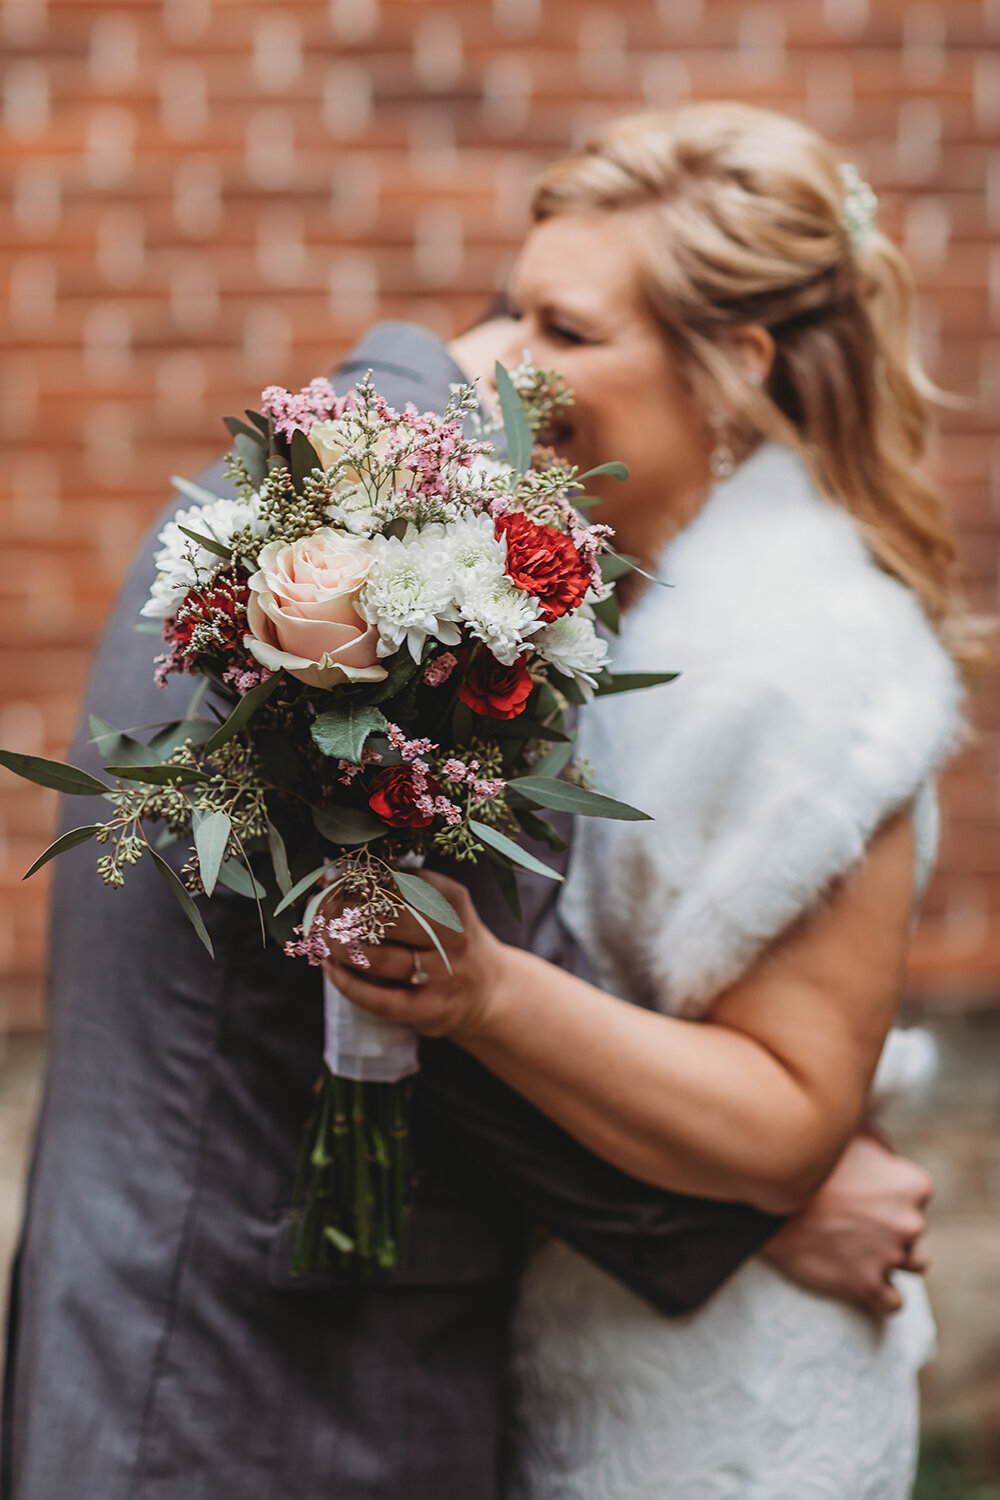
left=391, top=870, right=463, bottom=932
left=494, top=360, right=533, bottom=474
left=224, top=415, right=266, bottom=444
left=357, top=649, right=419, bottom=707
left=170, top=475, right=227, bottom=508
left=149, top=717, right=217, bottom=757
left=216, top=858, right=267, bottom=899
left=468, top=819, right=563, bottom=881
left=312, top=804, right=386, bottom=847
left=576, top=460, right=629, bottom=483
left=324, top=1225, right=356, bottom=1254
left=273, top=863, right=328, bottom=916
left=486, top=716, right=570, bottom=743
left=508, top=775, right=652, bottom=821
left=23, top=824, right=104, bottom=880
left=104, top=763, right=212, bottom=786
left=266, top=820, right=292, bottom=895
left=605, top=549, right=670, bottom=587
left=0, top=749, right=111, bottom=797
left=204, top=673, right=281, bottom=755
left=176, top=524, right=233, bottom=562
left=244, top=408, right=270, bottom=437
left=303, top=884, right=329, bottom=934
left=291, top=427, right=322, bottom=488
left=486, top=852, right=522, bottom=922
left=235, top=431, right=267, bottom=488
left=193, top=809, right=231, bottom=897
left=88, top=716, right=164, bottom=767
left=134, top=621, right=163, bottom=635
left=310, top=704, right=387, bottom=764
left=512, top=807, right=567, bottom=853
left=530, top=736, right=576, bottom=779
left=150, top=848, right=214, bottom=957
left=546, top=667, right=587, bottom=707
left=590, top=591, right=620, bottom=635
left=401, top=903, right=453, bottom=974
left=593, top=670, right=679, bottom=697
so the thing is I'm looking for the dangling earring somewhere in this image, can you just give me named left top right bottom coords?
left=709, top=416, right=736, bottom=480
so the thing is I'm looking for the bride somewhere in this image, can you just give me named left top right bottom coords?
left=325, top=103, right=971, bottom=1497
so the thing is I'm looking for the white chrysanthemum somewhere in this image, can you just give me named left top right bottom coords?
left=141, top=494, right=267, bottom=619
left=359, top=526, right=462, bottom=661
left=533, top=610, right=610, bottom=697
left=441, top=512, right=508, bottom=597
left=461, top=574, right=543, bottom=666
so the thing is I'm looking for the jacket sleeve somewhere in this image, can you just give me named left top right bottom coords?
left=416, top=1039, right=783, bottom=1315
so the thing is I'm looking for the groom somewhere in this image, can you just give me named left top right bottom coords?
left=2, top=320, right=930, bottom=1500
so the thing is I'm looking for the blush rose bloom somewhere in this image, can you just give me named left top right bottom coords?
left=245, top=528, right=387, bottom=689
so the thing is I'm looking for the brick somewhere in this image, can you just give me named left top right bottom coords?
left=0, top=0, right=998, bottom=1027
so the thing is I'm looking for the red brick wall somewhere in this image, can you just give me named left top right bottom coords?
left=1, top=0, right=998, bottom=1029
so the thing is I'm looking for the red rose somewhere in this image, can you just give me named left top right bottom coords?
left=496, top=511, right=592, bottom=623
left=457, top=650, right=533, bottom=719
left=368, top=765, right=441, bottom=829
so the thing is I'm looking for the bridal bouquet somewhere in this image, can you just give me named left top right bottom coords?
left=1, top=360, right=671, bottom=1275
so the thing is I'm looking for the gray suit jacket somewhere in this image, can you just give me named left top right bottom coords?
left=2, top=324, right=779, bottom=1500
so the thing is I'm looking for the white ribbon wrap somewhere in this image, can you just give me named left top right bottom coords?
left=323, top=972, right=420, bottom=1083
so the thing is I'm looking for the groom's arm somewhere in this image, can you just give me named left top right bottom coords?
left=417, top=1038, right=782, bottom=1314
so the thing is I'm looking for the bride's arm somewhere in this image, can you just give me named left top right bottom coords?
left=325, top=812, right=913, bottom=1218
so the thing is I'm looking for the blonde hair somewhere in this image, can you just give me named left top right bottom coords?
left=533, top=102, right=981, bottom=674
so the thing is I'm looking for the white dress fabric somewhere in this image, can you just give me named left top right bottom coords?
left=507, top=443, right=962, bottom=1500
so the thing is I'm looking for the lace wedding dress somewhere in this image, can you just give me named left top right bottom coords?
left=506, top=444, right=959, bottom=1500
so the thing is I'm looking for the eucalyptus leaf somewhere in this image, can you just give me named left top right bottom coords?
left=216, top=858, right=267, bottom=899
left=0, top=750, right=110, bottom=798
left=274, top=863, right=328, bottom=916
left=170, top=475, right=227, bottom=508
left=530, top=736, right=576, bottom=779
left=176, top=524, right=233, bottom=562
left=486, top=853, right=522, bottom=922
left=391, top=870, right=463, bottom=932
left=401, top=903, right=453, bottom=974
left=590, top=592, right=620, bottom=635
left=235, top=431, right=267, bottom=488
left=508, top=775, right=652, bottom=821
left=576, top=460, right=629, bottom=482
left=494, top=360, right=532, bottom=474
left=358, top=650, right=419, bottom=707
left=311, top=704, right=387, bottom=764
left=150, top=849, right=214, bottom=957
left=88, top=716, right=164, bottom=767
left=244, top=408, right=270, bottom=436
left=149, top=718, right=218, bottom=757
left=23, top=824, right=104, bottom=880
left=266, top=820, right=292, bottom=895
left=487, top=716, right=569, bottom=743
left=224, top=415, right=266, bottom=444
left=194, top=809, right=231, bottom=897
left=468, top=819, right=563, bottom=881
left=204, top=673, right=281, bottom=755
left=303, top=885, right=329, bottom=934
left=546, top=668, right=586, bottom=707
left=291, top=427, right=322, bottom=488
left=593, top=670, right=679, bottom=697
left=599, top=552, right=636, bottom=585
left=312, top=804, right=386, bottom=847
left=512, top=807, right=567, bottom=853
left=104, top=763, right=212, bottom=786
left=134, top=622, right=163, bottom=635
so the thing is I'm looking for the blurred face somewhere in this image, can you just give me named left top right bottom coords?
left=501, top=211, right=715, bottom=563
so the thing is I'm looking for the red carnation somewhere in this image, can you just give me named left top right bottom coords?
left=496, top=511, right=592, bottom=623
left=457, top=650, right=533, bottom=720
left=368, top=765, right=441, bottom=829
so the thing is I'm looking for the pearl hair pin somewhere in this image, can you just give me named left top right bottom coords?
left=838, top=162, right=878, bottom=248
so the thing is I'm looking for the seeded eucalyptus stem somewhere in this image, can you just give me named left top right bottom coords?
left=290, top=1069, right=413, bottom=1278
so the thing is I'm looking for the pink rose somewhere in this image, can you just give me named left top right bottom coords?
left=245, top=528, right=387, bottom=689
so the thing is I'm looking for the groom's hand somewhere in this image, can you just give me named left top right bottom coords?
left=762, top=1132, right=932, bottom=1316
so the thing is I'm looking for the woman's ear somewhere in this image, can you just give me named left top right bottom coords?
left=731, top=323, right=775, bottom=384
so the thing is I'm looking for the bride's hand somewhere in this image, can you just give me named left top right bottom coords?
left=321, top=871, right=508, bottom=1040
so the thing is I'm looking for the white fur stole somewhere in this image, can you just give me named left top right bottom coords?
left=561, top=442, right=963, bottom=1025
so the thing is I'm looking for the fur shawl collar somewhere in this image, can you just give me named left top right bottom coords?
left=561, top=441, right=963, bottom=1021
